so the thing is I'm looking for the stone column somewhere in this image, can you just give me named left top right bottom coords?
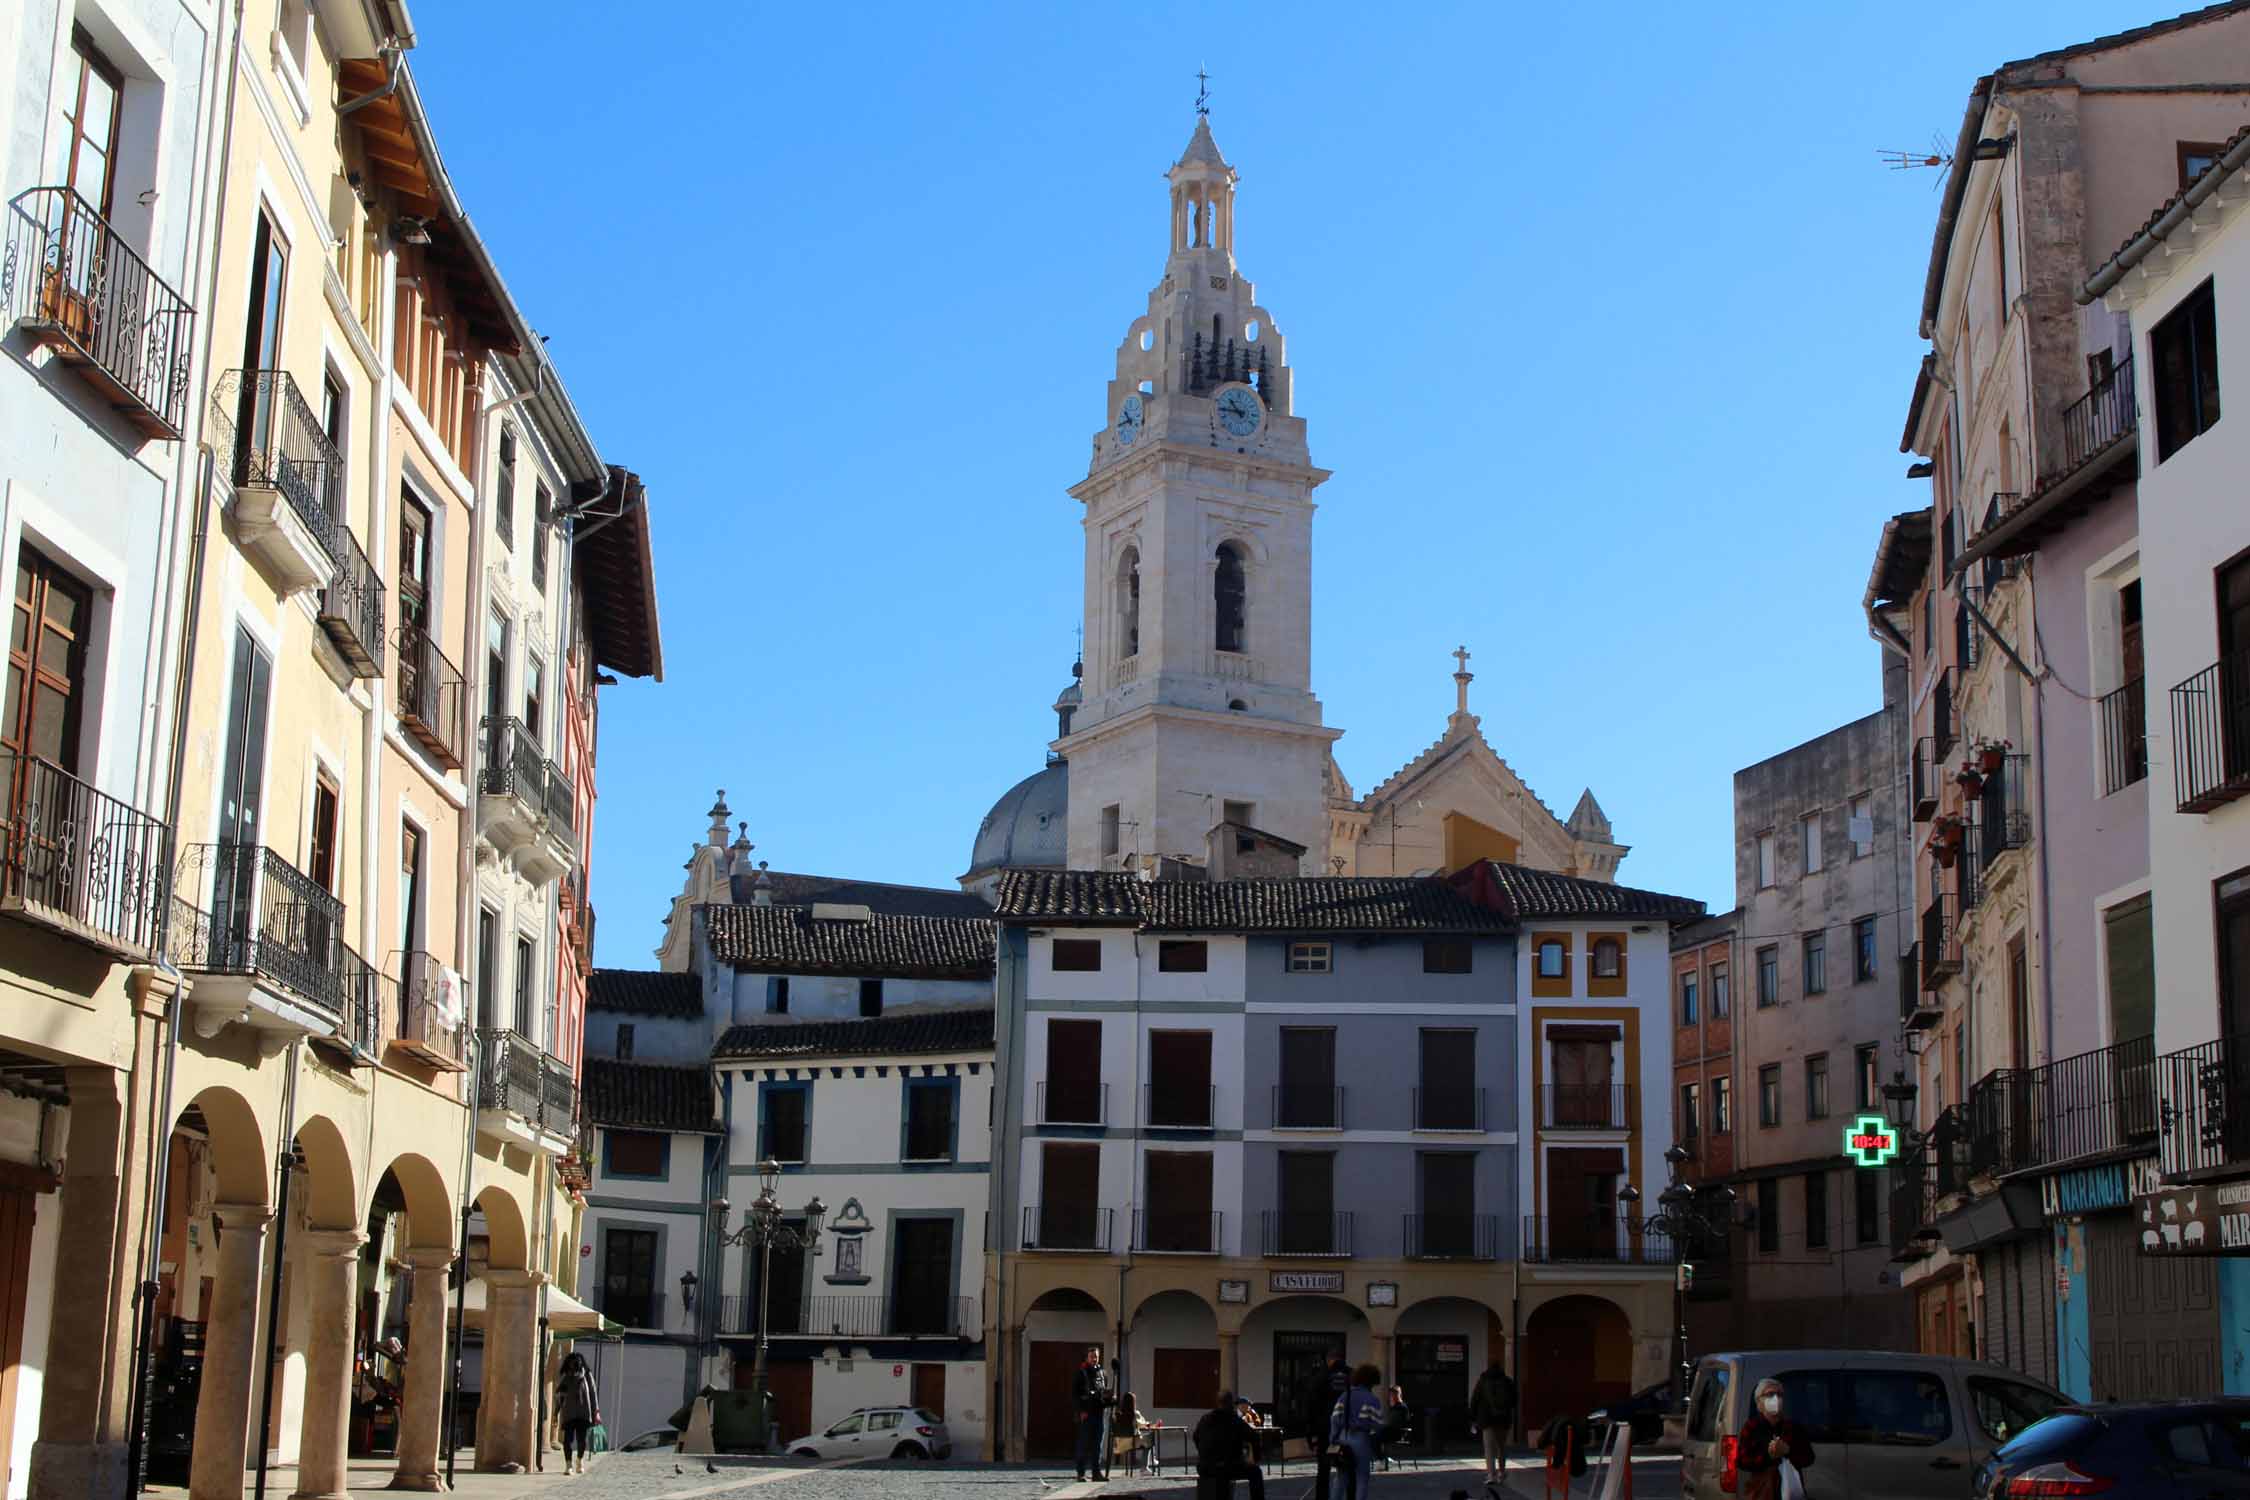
left=1369, top=1333, right=1395, bottom=1385
left=290, top=1230, right=367, bottom=1500
left=390, top=1248, right=455, bottom=1491
left=477, top=1270, right=538, bottom=1473
left=506, top=1273, right=548, bottom=1473
left=190, top=1202, right=276, bottom=1500
left=1217, top=1331, right=1240, bottom=1397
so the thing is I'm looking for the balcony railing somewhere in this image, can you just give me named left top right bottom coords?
left=1957, top=823, right=1983, bottom=911
left=391, top=949, right=467, bottom=1069
left=330, top=942, right=383, bottom=1058
left=1901, top=941, right=1939, bottom=1028
left=2157, top=1034, right=2250, bottom=1181
left=213, top=368, right=344, bottom=549
left=1406, top=1213, right=1501, bottom=1261
left=1891, top=1137, right=1934, bottom=1254
left=2171, top=653, right=2250, bottom=813
left=1933, top=668, right=1960, bottom=761
left=1416, top=1086, right=1488, bottom=1132
left=1975, top=495, right=2025, bottom=593
left=1957, top=587, right=1983, bottom=673
left=1928, top=1106, right=1973, bottom=1203
left=1980, top=753, right=2032, bottom=855
left=2099, top=678, right=2149, bottom=795
left=1021, top=1205, right=1111, bottom=1252
left=1035, top=1081, right=1107, bottom=1126
left=1273, top=1085, right=1345, bottom=1130
left=600, top=1290, right=667, bottom=1332
left=1522, top=1216, right=1672, bottom=1265
left=1133, top=1210, right=1221, bottom=1255
left=1143, top=1083, right=1215, bottom=1130
left=715, top=1293, right=977, bottom=1340
left=1260, top=1211, right=1354, bottom=1257
left=1912, top=736, right=1939, bottom=822
left=1967, top=1037, right=2157, bottom=1179
left=475, top=1027, right=575, bottom=1136
left=0, top=751, right=169, bottom=960
left=481, top=715, right=548, bottom=810
left=1541, top=1084, right=1627, bottom=1131
left=395, top=623, right=466, bottom=770
left=178, top=841, right=346, bottom=1015
left=315, top=519, right=385, bottom=677
left=4, top=186, right=195, bottom=438
left=2062, top=353, right=2136, bottom=472
left=1921, top=895, right=1961, bottom=989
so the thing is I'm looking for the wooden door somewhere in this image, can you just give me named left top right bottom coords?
left=754, top=1358, right=812, bottom=1446
left=3, top=550, right=92, bottom=914
left=1546, top=1148, right=1623, bottom=1258
left=1144, top=1151, right=1213, bottom=1252
left=1028, top=1341, right=1085, bottom=1458
left=2222, top=555, right=2250, bottom=781
left=1037, top=1142, right=1100, bottom=1250
left=1148, top=1030, right=1212, bottom=1127
left=1045, top=1019, right=1102, bottom=1124
left=0, top=1183, right=37, bottom=1497
left=911, top=1363, right=945, bottom=1419
left=1279, top=1027, right=1335, bottom=1127
left=1552, top=1035, right=1614, bottom=1126
left=888, top=1218, right=955, bottom=1335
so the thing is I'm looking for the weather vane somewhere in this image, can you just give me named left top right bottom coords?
left=1195, top=66, right=1211, bottom=117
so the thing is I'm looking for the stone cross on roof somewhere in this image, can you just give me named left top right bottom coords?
left=1195, top=66, right=1211, bottom=117
left=1452, top=645, right=1474, bottom=718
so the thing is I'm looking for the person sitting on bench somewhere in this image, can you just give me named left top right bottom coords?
left=1194, top=1390, right=1267, bottom=1500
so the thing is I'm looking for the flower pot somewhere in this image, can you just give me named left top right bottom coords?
left=1933, top=845, right=1957, bottom=868
left=1955, top=767, right=1984, bottom=792
left=1977, top=747, right=2007, bottom=774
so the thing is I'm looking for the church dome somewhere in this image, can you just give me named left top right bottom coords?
left=966, top=761, right=1069, bottom=880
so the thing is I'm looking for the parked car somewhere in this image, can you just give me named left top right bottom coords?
left=1973, top=1401, right=2250, bottom=1497
left=1591, top=1379, right=1676, bottom=1446
left=787, top=1406, right=953, bottom=1461
left=1679, top=1349, right=2069, bottom=1500
left=618, top=1426, right=679, bottom=1452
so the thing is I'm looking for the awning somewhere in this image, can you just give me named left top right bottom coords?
left=456, top=1277, right=619, bottom=1337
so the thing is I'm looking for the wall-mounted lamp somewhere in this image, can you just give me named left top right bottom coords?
left=394, top=215, right=432, bottom=246
left=679, top=1268, right=698, bottom=1314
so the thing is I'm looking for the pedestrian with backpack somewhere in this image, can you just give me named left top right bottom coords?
left=1328, top=1363, right=1386, bottom=1500
left=1299, top=1354, right=1350, bottom=1500
left=1469, top=1355, right=1518, bottom=1486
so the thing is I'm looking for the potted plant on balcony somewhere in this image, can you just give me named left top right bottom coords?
left=1954, top=760, right=1985, bottom=793
left=1975, top=738, right=2012, bottom=775
left=1927, top=815, right=1962, bottom=867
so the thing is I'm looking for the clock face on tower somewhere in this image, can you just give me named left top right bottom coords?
left=1115, top=393, right=1144, bottom=445
left=1216, top=386, right=1262, bottom=438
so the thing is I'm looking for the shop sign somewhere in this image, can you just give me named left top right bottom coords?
left=1846, top=1115, right=1900, bottom=1168
left=1272, top=1271, right=1344, bottom=1293
left=2041, top=1158, right=2160, bottom=1219
left=1436, top=1339, right=1466, bottom=1363
left=2134, top=1179, right=2250, bottom=1256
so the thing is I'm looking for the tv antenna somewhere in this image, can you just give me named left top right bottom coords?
left=1880, top=133, right=1955, bottom=186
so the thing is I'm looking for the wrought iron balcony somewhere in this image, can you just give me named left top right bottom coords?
left=330, top=941, right=383, bottom=1059
left=477, top=717, right=575, bottom=883
left=1260, top=1211, right=1354, bottom=1258
left=1416, top=1086, right=1488, bottom=1132
left=213, top=369, right=343, bottom=595
left=0, top=751, right=169, bottom=960
left=2157, top=1034, right=2250, bottom=1182
left=1406, top=1212, right=1502, bottom=1261
left=315, top=520, right=385, bottom=677
left=1540, top=1084, right=1627, bottom=1131
left=176, top=841, right=347, bottom=1018
left=1920, top=895, right=1961, bottom=989
left=2171, top=652, right=2250, bottom=813
left=1956, top=587, right=1983, bottom=673
left=1966, top=1037, right=2158, bottom=1179
left=1521, top=1215, right=1670, bottom=1265
left=395, top=623, right=466, bottom=770
left=716, top=1293, right=977, bottom=1340
left=4, top=186, right=195, bottom=438
left=1143, top=1083, right=1215, bottom=1130
left=1890, top=1136, right=1935, bottom=1255
left=601, top=1289, right=666, bottom=1332
left=1035, top=1080, right=1107, bottom=1127
left=1932, top=668, right=1960, bottom=762
left=1021, top=1204, right=1111, bottom=1252
left=2062, top=353, right=2136, bottom=472
left=1900, top=941, right=1941, bottom=1029
left=1133, top=1209, right=1221, bottom=1254
left=1957, top=823, right=1983, bottom=911
left=1912, top=736, right=1939, bottom=821
left=475, top=1027, right=576, bottom=1138
left=390, top=948, right=467, bottom=1070
left=1979, top=753, right=2033, bottom=856
left=1272, top=1084, right=1345, bottom=1130
left=1974, top=495, right=2026, bottom=593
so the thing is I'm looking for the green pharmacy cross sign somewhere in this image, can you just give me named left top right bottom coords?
left=1846, top=1115, right=1900, bottom=1168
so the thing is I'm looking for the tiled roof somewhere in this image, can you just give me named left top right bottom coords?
left=588, top=969, right=702, bottom=1018
left=1466, top=861, right=1706, bottom=923
left=701, top=903, right=995, bottom=979
left=2084, top=118, right=2250, bottom=300
left=714, top=1005, right=995, bottom=1061
left=728, top=870, right=994, bottom=919
left=992, top=871, right=1513, bottom=933
left=582, top=1060, right=720, bottom=1133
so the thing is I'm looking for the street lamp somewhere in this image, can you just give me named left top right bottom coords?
left=679, top=1269, right=698, bottom=1316
left=715, top=1159, right=825, bottom=1453
left=1621, top=1146, right=1739, bottom=1400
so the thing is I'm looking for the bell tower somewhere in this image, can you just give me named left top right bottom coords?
left=1056, top=112, right=1340, bottom=873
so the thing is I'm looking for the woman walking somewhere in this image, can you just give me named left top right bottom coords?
left=556, top=1351, right=601, bottom=1475
left=1734, top=1377, right=1816, bottom=1500
left=1328, top=1363, right=1387, bottom=1500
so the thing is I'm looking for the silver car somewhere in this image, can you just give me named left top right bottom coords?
left=1679, top=1350, right=2068, bottom=1500
left=787, top=1406, right=953, bottom=1461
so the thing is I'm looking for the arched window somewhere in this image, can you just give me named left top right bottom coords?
left=1116, top=547, right=1140, bottom=658
left=1214, top=542, right=1247, bottom=654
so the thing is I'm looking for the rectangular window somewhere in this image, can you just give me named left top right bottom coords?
left=494, top=426, right=517, bottom=547
left=1711, top=962, right=1730, bottom=1017
left=1051, top=938, right=1102, bottom=972
left=1806, top=1054, right=1830, bottom=1119
left=1757, top=946, right=1779, bottom=1008
left=858, top=978, right=884, bottom=1018
left=1157, top=939, right=1207, bottom=973
left=1278, top=1027, right=1339, bottom=1129
left=605, top=1130, right=666, bottom=1178
left=1955, top=1024, right=1968, bottom=1104
left=1803, top=931, right=1826, bottom=995
left=1153, top=1348, right=1221, bottom=1411
left=1534, top=938, right=1566, bottom=979
left=476, top=906, right=498, bottom=1029
left=524, top=654, right=545, bottom=743
left=2104, top=894, right=2155, bottom=1045
left=1805, top=1169, right=1829, bottom=1250
left=398, top=491, right=431, bottom=630
left=1850, top=794, right=1874, bottom=857
left=1923, top=588, right=1935, bottom=658
left=1802, top=813, right=1822, bottom=875
left=903, top=1079, right=956, bottom=1161
left=599, top=1227, right=657, bottom=1328
left=1418, top=1151, right=1477, bottom=1256
left=531, top=481, right=550, bottom=593
left=1043, top=1018, right=1103, bottom=1124
left=1757, top=1179, right=1778, bottom=1253
left=2182, top=140, right=2225, bottom=190
left=768, top=975, right=790, bottom=1014
left=4, top=546, right=95, bottom=775
left=513, top=935, right=535, bottom=1035
left=1590, top=935, right=1624, bottom=980
left=1759, top=1064, right=1781, bottom=1128
left=1857, top=1044, right=1880, bottom=1111
left=1757, top=832, right=1776, bottom=889
left=2152, top=278, right=2221, bottom=462
left=485, top=610, right=509, bottom=725
left=1143, top=1149, right=1215, bottom=1252
left=1099, top=804, right=1121, bottom=858
left=1287, top=941, right=1332, bottom=974
left=1712, top=1075, right=1732, bottom=1134
left=320, top=372, right=348, bottom=502
left=1855, top=1165, right=1881, bottom=1245
left=888, top=1217, right=956, bottom=1335
left=53, top=30, right=123, bottom=216
left=1679, top=971, right=1698, bottom=1025
left=760, top=1084, right=810, bottom=1162
left=1222, top=799, right=1255, bottom=828
left=1424, top=938, right=1473, bottom=974
left=615, top=1022, right=635, bottom=1060
left=397, top=819, right=423, bottom=955
left=1680, top=1082, right=1701, bottom=1139
left=1277, top=1150, right=1336, bottom=1253
left=1418, top=1027, right=1479, bottom=1130
left=1854, top=915, right=1878, bottom=983
left=1035, top=1141, right=1101, bottom=1249
left=1148, top=1030, right=1214, bottom=1128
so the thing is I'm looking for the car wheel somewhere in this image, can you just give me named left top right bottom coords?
left=890, top=1443, right=927, bottom=1461
left=790, top=1447, right=820, bottom=1459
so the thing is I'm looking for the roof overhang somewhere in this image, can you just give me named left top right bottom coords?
left=1952, top=435, right=2135, bottom=574
left=575, top=467, right=663, bottom=680
left=1863, top=509, right=1933, bottom=613
left=1919, top=77, right=1995, bottom=339
left=2084, top=121, right=2250, bottom=306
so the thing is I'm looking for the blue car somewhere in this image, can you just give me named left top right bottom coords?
left=1973, top=1400, right=2250, bottom=1498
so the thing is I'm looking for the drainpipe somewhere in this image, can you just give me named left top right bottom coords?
left=336, top=41, right=403, bottom=116
left=253, top=1040, right=304, bottom=1500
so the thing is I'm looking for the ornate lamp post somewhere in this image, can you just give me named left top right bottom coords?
left=1618, top=1144, right=1739, bottom=1399
left=715, top=1159, right=825, bottom=1452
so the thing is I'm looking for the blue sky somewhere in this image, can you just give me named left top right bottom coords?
left=411, top=2, right=2173, bottom=969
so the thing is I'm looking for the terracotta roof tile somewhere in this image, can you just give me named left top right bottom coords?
left=588, top=969, right=702, bottom=1018
left=714, top=1006, right=995, bottom=1061
left=582, top=1060, right=720, bottom=1133
left=991, top=871, right=1512, bottom=933
left=701, top=904, right=995, bottom=979
left=1463, top=861, right=1705, bottom=923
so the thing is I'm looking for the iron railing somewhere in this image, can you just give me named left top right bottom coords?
left=1035, top=1080, right=1107, bottom=1126
left=475, top=1027, right=575, bottom=1135
left=1260, top=1211, right=1355, bottom=1257
left=1965, top=1036, right=2159, bottom=1175
left=2157, top=1034, right=2250, bottom=1181
left=212, top=368, right=343, bottom=549
left=1405, top=1213, right=1501, bottom=1260
left=2171, top=653, right=2250, bottom=813
left=1957, top=587, right=1983, bottom=672
left=2099, top=677, right=2149, bottom=795
left=178, top=841, right=346, bottom=1015
left=2062, top=353, right=2136, bottom=471
left=1414, top=1086, right=1487, bottom=1132
left=1980, top=753, right=2032, bottom=853
left=1901, top=941, right=1933, bottom=1026
left=1521, top=1215, right=1672, bottom=1264
left=1958, top=822, right=1984, bottom=911
left=3, top=186, right=196, bottom=437
left=1541, top=1084, right=1628, bottom=1131
left=1891, top=1136, right=1934, bottom=1254
left=393, top=948, right=467, bottom=1066
left=600, top=1289, right=666, bottom=1331
left=1273, top=1085, right=1345, bottom=1130
left=480, top=715, right=547, bottom=808
left=1928, top=1106, right=1973, bottom=1203
left=715, top=1293, right=976, bottom=1340
left=1021, top=1205, right=1111, bottom=1252
left=0, top=751, right=169, bottom=959
left=1133, top=1210, right=1221, bottom=1255
left=1143, top=1083, right=1216, bottom=1130
left=1976, top=495, right=2025, bottom=593
left=543, top=756, right=576, bottom=836
left=332, top=941, right=383, bottom=1057
left=315, top=519, right=384, bottom=677
left=1912, top=736, right=1939, bottom=821
left=1921, top=895, right=1961, bottom=989
left=395, top=622, right=466, bottom=770
left=1933, top=668, right=1960, bottom=761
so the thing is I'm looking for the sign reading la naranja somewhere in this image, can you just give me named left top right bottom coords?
left=2133, top=1179, right=2250, bottom=1256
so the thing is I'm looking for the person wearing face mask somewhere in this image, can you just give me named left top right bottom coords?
left=1735, top=1378, right=1816, bottom=1500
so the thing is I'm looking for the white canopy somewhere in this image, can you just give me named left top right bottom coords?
left=455, top=1277, right=618, bottom=1336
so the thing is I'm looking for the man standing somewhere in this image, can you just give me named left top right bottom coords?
left=1298, top=1353, right=1351, bottom=1500
left=1072, top=1344, right=1112, bottom=1482
left=1468, top=1353, right=1518, bottom=1488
